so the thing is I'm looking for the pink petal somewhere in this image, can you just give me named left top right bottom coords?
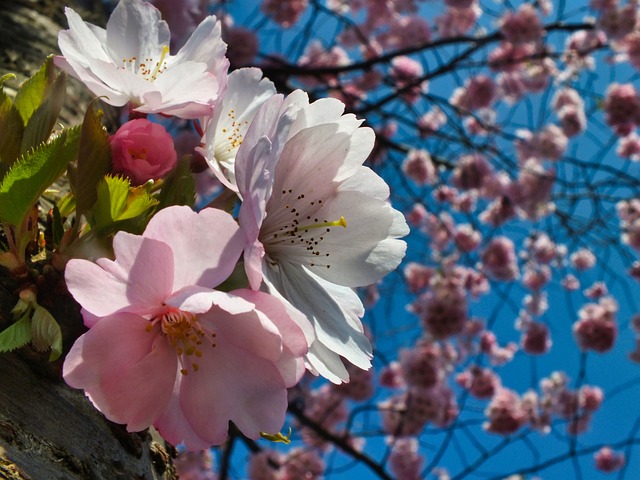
left=63, top=313, right=177, bottom=431
left=180, top=338, right=288, bottom=442
left=142, top=206, right=244, bottom=290
left=166, top=286, right=255, bottom=315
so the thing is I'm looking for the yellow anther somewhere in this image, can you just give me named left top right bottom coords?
left=298, top=216, right=347, bottom=232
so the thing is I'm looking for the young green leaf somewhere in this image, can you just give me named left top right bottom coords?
left=0, top=126, right=80, bottom=227
left=20, top=72, right=67, bottom=155
left=0, top=315, right=31, bottom=354
left=90, top=175, right=158, bottom=234
left=13, top=56, right=56, bottom=126
left=0, top=88, right=24, bottom=176
left=75, top=101, right=112, bottom=218
left=31, top=305, right=63, bottom=361
left=157, top=156, right=196, bottom=208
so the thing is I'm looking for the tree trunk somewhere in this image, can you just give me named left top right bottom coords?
left=0, top=2, right=176, bottom=478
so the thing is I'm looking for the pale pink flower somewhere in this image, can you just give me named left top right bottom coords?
left=402, top=149, right=437, bottom=185
left=454, top=224, right=482, bottom=252
left=148, top=0, right=209, bottom=49
left=262, top=0, right=308, bottom=28
left=248, top=449, right=284, bottom=480
left=481, top=236, right=519, bottom=281
left=450, top=75, right=497, bottom=112
left=509, top=161, right=556, bottom=220
left=378, top=16, right=432, bottom=50
left=516, top=125, right=568, bottom=162
left=489, top=42, right=535, bottom=72
left=63, top=206, right=309, bottom=449
left=436, top=5, right=481, bottom=38
left=282, top=449, right=325, bottom=480
left=223, top=26, right=259, bottom=67
left=451, top=153, right=493, bottom=191
left=399, top=340, right=443, bottom=388
left=199, top=68, right=276, bottom=191
left=418, top=107, right=447, bottom=137
left=456, top=365, right=500, bottom=399
left=298, top=41, right=350, bottom=87
left=110, top=119, right=177, bottom=185
left=497, top=72, right=527, bottom=103
left=573, top=297, right=618, bottom=352
left=404, top=262, right=435, bottom=293
left=334, top=362, right=374, bottom=401
left=500, top=4, right=544, bottom=44
left=562, top=274, right=581, bottom=290
left=522, top=264, right=551, bottom=291
left=379, top=361, right=406, bottom=389
left=521, top=321, right=551, bottom=355
left=174, top=450, right=217, bottom=480
left=553, top=87, right=584, bottom=110
left=570, top=248, right=596, bottom=270
left=484, top=388, right=527, bottom=435
left=597, top=4, right=637, bottom=40
left=235, top=91, right=408, bottom=383
left=622, top=31, right=640, bottom=70
left=563, top=29, right=607, bottom=72
left=391, top=56, right=427, bottom=103
left=630, top=261, right=640, bottom=281
left=415, top=278, right=468, bottom=338
left=617, top=131, right=640, bottom=160
left=594, top=447, right=626, bottom=472
left=388, top=438, right=425, bottom=480
left=55, top=0, right=228, bottom=118
left=558, top=105, right=587, bottom=137
left=603, top=83, right=640, bottom=136
left=406, top=203, right=428, bottom=226
left=580, top=385, right=604, bottom=412
left=526, top=233, right=561, bottom=264
left=590, top=0, right=618, bottom=10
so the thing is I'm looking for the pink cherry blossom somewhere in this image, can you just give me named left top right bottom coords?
left=234, top=91, right=408, bottom=383
left=388, top=438, right=425, bottom=480
left=456, top=365, right=500, bottom=399
left=399, top=340, right=443, bottom=388
left=603, top=83, right=640, bottom=136
left=450, top=75, right=497, bottom=112
left=573, top=297, right=619, bottom=353
left=481, top=236, right=519, bottom=281
left=617, top=131, right=640, bottom=160
left=418, top=107, right=447, bottom=137
left=597, top=4, right=637, bottom=40
left=451, top=153, right=493, bottom=191
left=402, top=149, right=437, bottom=185
left=55, top=0, right=228, bottom=118
left=594, top=447, right=626, bottom=472
left=262, top=0, right=308, bottom=28
left=282, top=448, right=325, bottom=479
left=499, top=4, right=544, bottom=44
left=484, top=388, right=527, bottom=435
left=404, top=262, right=435, bottom=293
left=436, top=5, right=481, bottom=38
left=571, top=248, right=597, bottom=270
left=521, top=320, right=552, bottom=355
left=414, top=277, right=468, bottom=338
left=148, top=0, right=209, bottom=49
left=173, top=450, right=218, bottom=480
left=110, top=119, right=177, bottom=185
left=248, top=449, right=284, bottom=480
left=63, top=206, right=309, bottom=449
left=622, top=31, right=640, bottom=70
left=391, top=56, right=427, bottom=103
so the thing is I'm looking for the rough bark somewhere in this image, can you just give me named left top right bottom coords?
left=0, top=2, right=176, bottom=478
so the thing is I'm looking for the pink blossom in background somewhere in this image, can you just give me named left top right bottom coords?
left=622, top=31, right=640, bottom=70
left=390, top=56, right=427, bottom=103
left=597, top=4, right=637, bottom=40
left=573, top=297, right=619, bottom=353
left=110, top=118, right=177, bottom=185
left=570, top=248, right=597, bottom=270
left=617, top=131, right=640, bottom=160
left=451, top=153, right=493, bottom=191
left=404, top=262, right=435, bottom=293
left=435, top=4, right=481, bottom=38
left=603, top=83, right=640, bottom=136
left=248, top=449, right=284, bottom=480
left=174, top=450, right=218, bottom=480
left=418, top=107, right=447, bottom=137
left=222, top=25, right=259, bottom=67
left=402, top=149, right=437, bottom=185
left=414, top=278, right=468, bottom=338
left=594, top=447, right=626, bottom=472
left=63, top=206, right=310, bottom=449
left=481, top=236, right=519, bottom=281
left=562, top=274, right=581, bottom=291
left=450, top=74, right=497, bottom=112
left=282, top=448, right=325, bottom=479
left=261, top=0, right=308, bottom=28
left=148, top=0, right=208, bottom=49
left=456, top=365, right=500, bottom=399
left=388, top=438, right=425, bottom=480
left=377, top=15, right=432, bottom=50
left=520, top=320, right=552, bottom=355
left=55, top=0, right=229, bottom=118
left=399, top=340, right=444, bottom=389
left=499, top=4, right=544, bottom=45
left=484, top=388, right=527, bottom=435
left=489, top=42, right=535, bottom=72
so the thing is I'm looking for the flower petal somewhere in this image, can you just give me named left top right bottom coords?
left=142, top=206, right=243, bottom=290
left=63, top=313, right=176, bottom=431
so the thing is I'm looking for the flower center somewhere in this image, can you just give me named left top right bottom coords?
left=217, top=109, right=249, bottom=166
left=263, top=189, right=348, bottom=270
left=148, top=308, right=216, bottom=375
left=121, top=45, right=170, bottom=82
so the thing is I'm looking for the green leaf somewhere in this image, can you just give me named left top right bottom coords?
left=91, top=175, right=158, bottom=234
left=13, top=56, right=55, bottom=126
left=20, top=72, right=67, bottom=155
left=31, top=305, right=62, bottom=361
left=0, top=88, right=25, bottom=177
left=56, top=192, right=76, bottom=218
left=0, top=126, right=80, bottom=227
left=0, top=315, right=31, bottom=354
left=157, top=157, right=196, bottom=208
left=75, top=101, right=112, bottom=218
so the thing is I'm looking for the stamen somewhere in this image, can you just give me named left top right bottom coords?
left=151, top=45, right=170, bottom=80
left=297, top=216, right=347, bottom=232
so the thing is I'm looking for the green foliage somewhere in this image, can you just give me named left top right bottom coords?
left=13, top=56, right=57, bottom=126
left=0, top=126, right=80, bottom=227
left=90, top=175, right=159, bottom=235
left=0, top=316, right=31, bottom=354
left=74, top=101, right=112, bottom=218
left=0, top=87, right=24, bottom=177
left=157, top=156, right=196, bottom=208
left=31, top=305, right=63, bottom=361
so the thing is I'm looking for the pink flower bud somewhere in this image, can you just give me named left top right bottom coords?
left=110, top=119, right=177, bottom=185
